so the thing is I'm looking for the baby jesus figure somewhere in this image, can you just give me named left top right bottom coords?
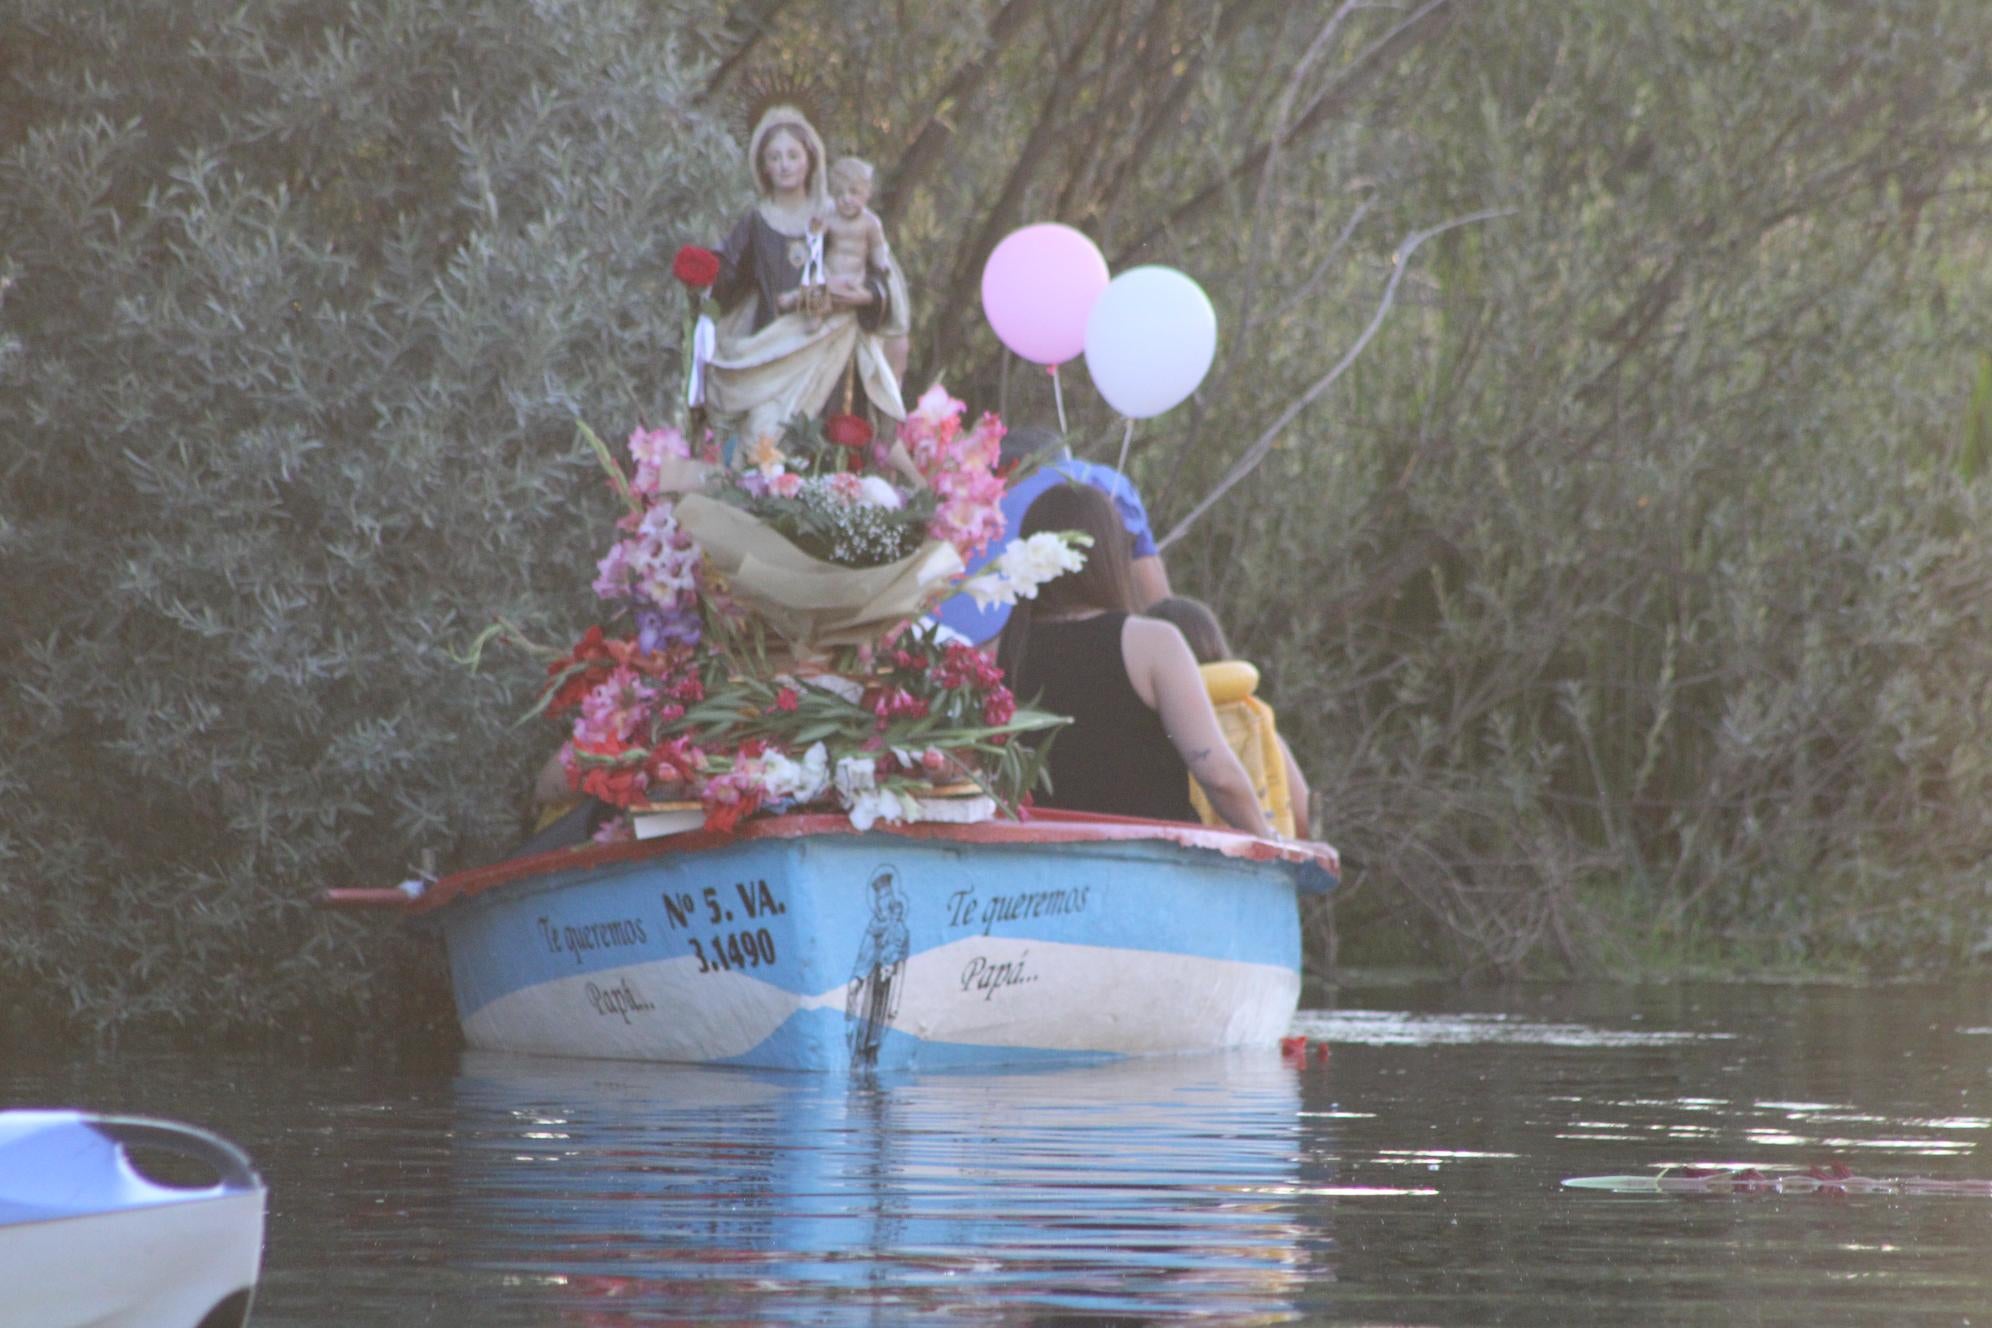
left=777, top=156, right=911, bottom=385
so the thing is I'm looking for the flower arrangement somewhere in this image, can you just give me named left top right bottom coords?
left=716, top=414, right=937, bottom=568
left=526, top=389, right=1086, bottom=837
left=463, top=225, right=1102, bottom=839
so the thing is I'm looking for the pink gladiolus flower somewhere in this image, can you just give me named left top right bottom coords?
left=891, top=387, right=1012, bottom=560
left=575, top=665, right=658, bottom=746
left=910, top=383, right=965, bottom=428
left=628, top=425, right=691, bottom=497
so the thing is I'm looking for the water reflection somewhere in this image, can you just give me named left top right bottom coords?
left=448, top=1050, right=1332, bottom=1325
left=8, top=983, right=1990, bottom=1324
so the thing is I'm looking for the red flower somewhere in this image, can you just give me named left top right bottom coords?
left=936, top=641, right=1003, bottom=691
left=981, top=687, right=1016, bottom=727
left=571, top=740, right=650, bottom=808
left=700, top=779, right=764, bottom=834
left=580, top=767, right=643, bottom=805
left=644, top=737, right=703, bottom=788
left=825, top=413, right=874, bottom=450
left=673, top=245, right=721, bottom=289
left=867, top=687, right=930, bottom=727
left=543, top=625, right=618, bottom=714
left=768, top=686, right=800, bottom=714
left=545, top=672, right=596, bottom=716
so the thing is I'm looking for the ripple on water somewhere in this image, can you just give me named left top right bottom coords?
left=1291, top=1009, right=1734, bottom=1047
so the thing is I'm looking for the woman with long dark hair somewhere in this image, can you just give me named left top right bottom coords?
left=997, top=483, right=1275, bottom=836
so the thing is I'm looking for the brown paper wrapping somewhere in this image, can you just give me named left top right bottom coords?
left=649, top=456, right=712, bottom=496
left=675, top=493, right=964, bottom=648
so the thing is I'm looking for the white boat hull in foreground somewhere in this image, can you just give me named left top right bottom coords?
left=0, top=1113, right=265, bottom=1328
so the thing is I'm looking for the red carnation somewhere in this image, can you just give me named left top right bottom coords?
left=673, top=245, right=721, bottom=289
left=825, top=413, right=874, bottom=450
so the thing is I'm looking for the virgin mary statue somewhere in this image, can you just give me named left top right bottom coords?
left=703, top=103, right=907, bottom=443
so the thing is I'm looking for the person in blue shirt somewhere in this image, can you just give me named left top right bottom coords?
left=931, top=426, right=1173, bottom=644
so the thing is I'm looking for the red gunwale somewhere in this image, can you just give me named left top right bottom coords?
left=321, top=808, right=1338, bottom=915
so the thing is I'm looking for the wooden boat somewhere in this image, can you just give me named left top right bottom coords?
left=327, top=810, right=1337, bottom=1072
left=0, top=1112, right=265, bottom=1328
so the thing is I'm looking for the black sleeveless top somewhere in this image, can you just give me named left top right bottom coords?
left=1012, top=612, right=1196, bottom=822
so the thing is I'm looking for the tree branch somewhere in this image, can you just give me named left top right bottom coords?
left=698, top=0, right=801, bottom=101
left=1090, top=0, right=1269, bottom=233
left=1111, top=0, right=1461, bottom=266
left=1157, top=194, right=1374, bottom=512
left=1156, top=207, right=1513, bottom=552
left=1155, top=6, right=1362, bottom=509
left=1053, top=0, right=1178, bottom=223
left=879, top=0, right=1043, bottom=215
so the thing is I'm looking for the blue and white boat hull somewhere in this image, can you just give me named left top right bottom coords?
left=397, top=813, right=1336, bottom=1072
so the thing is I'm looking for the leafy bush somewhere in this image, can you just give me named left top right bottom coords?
left=0, top=0, right=739, bottom=1044
left=1143, top=2, right=1992, bottom=974
left=3, top=0, right=1987, bottom=1050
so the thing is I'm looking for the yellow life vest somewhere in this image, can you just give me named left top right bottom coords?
left=1187, top=660, right=1296, bottom=837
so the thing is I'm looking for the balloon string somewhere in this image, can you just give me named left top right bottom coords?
left=1049, top=364, right=1068, bottom=436
left=1115, top=417, right=1133, bottom=474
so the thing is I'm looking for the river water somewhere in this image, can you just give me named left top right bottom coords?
left=7, top=981, right=1988, bottom=1325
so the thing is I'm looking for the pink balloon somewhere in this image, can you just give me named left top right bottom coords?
left=980, top=223, right=1110, bottom=366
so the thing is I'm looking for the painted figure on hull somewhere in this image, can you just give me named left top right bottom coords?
left=846, top=866, right=909, bottom=1067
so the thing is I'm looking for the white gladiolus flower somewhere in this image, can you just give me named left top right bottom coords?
left=834, top=755, right=921, bottom=830
left=1009, top=531, right=1089, bottom=583
left=960, top=531, right=1092, bottom=609
left=845, top=789, right=894, bottom=831
left=834, top=755, right=878, bottom=796
left=960, top=575, right=1012, bottom=610
left=758, top=742, right=830, bottom=803
left=846, top=787, right=920, bottom=832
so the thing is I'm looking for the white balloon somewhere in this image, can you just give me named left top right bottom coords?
left=1082, top=266, right=1218, bottom=419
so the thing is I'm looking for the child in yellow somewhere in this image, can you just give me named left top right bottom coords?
left=1147, top=598, right=1310, bottom=839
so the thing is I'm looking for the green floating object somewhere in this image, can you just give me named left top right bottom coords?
left=1563, top=1163, right=1806, bottom=1193
left=1561, top=1175, right=1662, bottom=1191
